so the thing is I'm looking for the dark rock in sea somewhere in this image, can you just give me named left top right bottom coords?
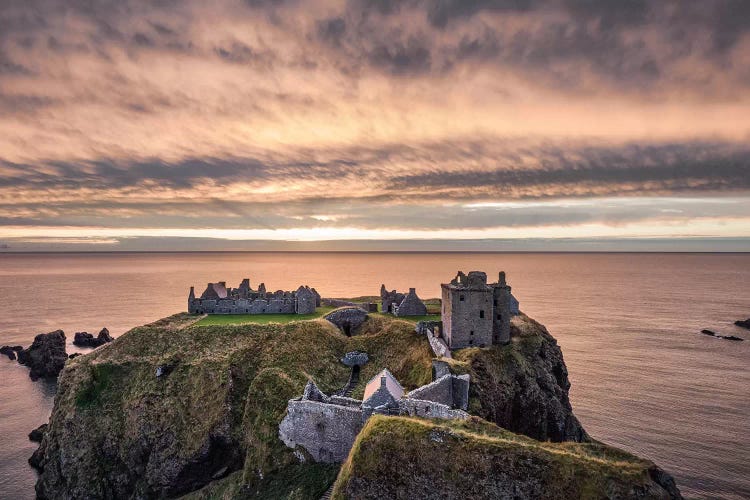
left=1, top=345, right=23, bottom=359
left=73, top=328, right=113, bottom=348
left=29, top=424, right=48, bottom=443
left=68, top=353, right=81, bottom=359
left=17, top=330, right=67, bottom=380
left=734, top=318, right=750, bottom=330
left=699, top=329, right=744, bottom=341
left=324, top=307, right=368, bottom=336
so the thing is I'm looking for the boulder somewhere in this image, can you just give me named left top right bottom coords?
left=17, top=330, right=68, bottom=380
left=324, top=307, right=368, bottom=337
left=700, top=329, right=717, bottom=336
left=722, top=335, right=744, bottom=341
left=73, top=328, right=113, bottom=348
left=29, top=424, right=48, bottom=443
left=1, top=345, right=22, bottom=360
left=734, top=318, right=750, bottom=330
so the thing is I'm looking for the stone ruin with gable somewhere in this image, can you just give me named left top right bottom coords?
left=188, top=278, right=321, bottom=315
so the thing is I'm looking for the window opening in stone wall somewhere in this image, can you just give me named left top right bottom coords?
left=480, top=310, right=485, bottom=318
left=459, top=295, right=465, bottom=301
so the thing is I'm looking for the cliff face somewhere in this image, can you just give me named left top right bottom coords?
left=451, top=313, right=589, bottom=442
left=333, top=416, right=681, bottom=500
left=32, top=311, right=678, bottom=499
left=31, top=313, right=434, bottom=499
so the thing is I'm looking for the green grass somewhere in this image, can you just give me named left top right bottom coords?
left=193, top=306, right=335, bottom=326
left=371, top=312, right=441, bottom=323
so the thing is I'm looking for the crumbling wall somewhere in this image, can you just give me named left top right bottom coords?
left=398, top=399, right=469, bottom=420
left=278, top=400, right=364, bottom=463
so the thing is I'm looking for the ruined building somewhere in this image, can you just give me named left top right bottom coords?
left=441, top=271, right=519, bottom=349
left=278, top=365, right=469, bottom=463
left=188, top=279, right=320, bottom=315
left=380, top=285, right=427, bottom=316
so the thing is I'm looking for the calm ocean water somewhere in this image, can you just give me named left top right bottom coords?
left=0, top=252, right=748, bottom=499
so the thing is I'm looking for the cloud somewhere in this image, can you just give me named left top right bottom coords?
left=0, top=0, right=748, bottom=247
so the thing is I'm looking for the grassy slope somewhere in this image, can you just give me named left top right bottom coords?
left=53, top=312, right=434, bottom=498
left=332, top=416, right=673, bottom=500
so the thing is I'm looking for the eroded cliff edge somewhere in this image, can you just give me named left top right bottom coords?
left=31, top=311, right=680, bottom=499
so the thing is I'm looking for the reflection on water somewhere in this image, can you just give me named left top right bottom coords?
left=0, top=252, right=748, bottom=499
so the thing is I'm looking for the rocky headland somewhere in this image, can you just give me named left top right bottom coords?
left=29, top=310, right=681, bottom=499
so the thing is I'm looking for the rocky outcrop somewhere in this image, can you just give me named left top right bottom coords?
left=454, top=314, right=588, bottom=442
left=30, top=313, right=435, bottom=499
left=0, top=345, right=23, bottom=360
left=28, top=424, right=47, bottom=443
left=17, top=330, right=67, bottom=380
left=701, top=329, right=744, bottom=341
left=73, top=328, right=113, bottom=348
left=734, top=318, right=750, bottom=329
left=324, top=308, right=368, bottom=336
left=333, top=416, right=682, bottom=500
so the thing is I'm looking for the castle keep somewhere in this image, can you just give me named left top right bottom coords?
left=188, top=279, right=320, bottom=315
left=441, top=271, right=519, bottom=349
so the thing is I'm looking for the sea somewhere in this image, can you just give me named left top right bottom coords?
left=0, top=252, right=748, bottom=499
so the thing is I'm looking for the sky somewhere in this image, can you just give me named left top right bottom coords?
left=1, top=0, right=749, bottom=251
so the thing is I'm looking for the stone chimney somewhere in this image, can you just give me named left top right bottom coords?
left=498, top=271, right=506, bottom=286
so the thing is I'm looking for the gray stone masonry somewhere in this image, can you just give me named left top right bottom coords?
left=279, top=366, right=471, bottom=463
left=324, top=307, right=368, bottom=336
left=441, top=270, right=519, bottom=349
left=381, top=285, right=428, bottom=316
left=188, top=278, right=318, bottom=315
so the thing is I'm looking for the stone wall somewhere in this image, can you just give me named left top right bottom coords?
left=397, top=399, right=469, bottom=420
left=405, top=373, right=470, bottom=411
left=278, top=400, right=364, bottom=463
left=188, top=283, right=318, bottom=315
left=406, top=375, right=453, bottom=406
left=394, top=288, right=428, bottom=317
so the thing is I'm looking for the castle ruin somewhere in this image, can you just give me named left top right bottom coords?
left=380, top=285, right=428, bottom=316
left=188, top=279, right=320, bottom=315
left=440, top=271, right=520, bottom=349
left=278, top=366, right=469, bottom=463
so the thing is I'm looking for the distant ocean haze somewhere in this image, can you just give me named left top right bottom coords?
left=0, top=252, right=748, bottom=499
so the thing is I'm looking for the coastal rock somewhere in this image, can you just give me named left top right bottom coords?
left=17, top=330, right=67, bottom=380
left=700, top=329, right=744, bottom=341
left=29, top=424, right=48, bottom=443
left=31, top=312, right=679, bottom=498
left=324, top=307, right=368, bottom=336
left=73, top=328, right=113, bottom=348
left=1, top=345, right=22, bottom=360
left=734, top=318, right=750, bottom=330
left=454, top=314, right=589, bottom=442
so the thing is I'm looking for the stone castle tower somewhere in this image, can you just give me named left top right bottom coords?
left=440, top=271, right=513, bottom=349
